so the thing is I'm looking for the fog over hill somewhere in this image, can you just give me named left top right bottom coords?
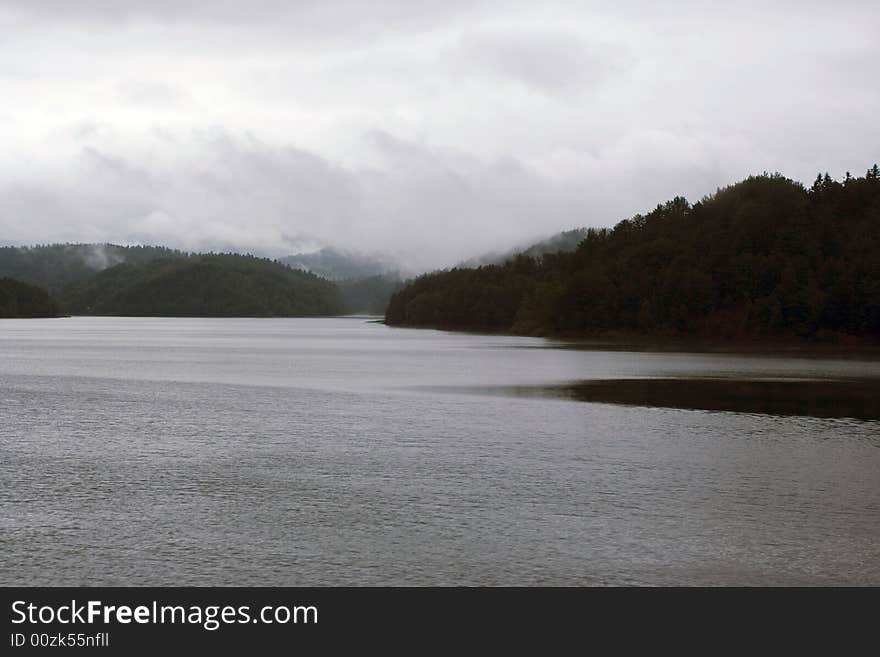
left=0, top=243, right=401, bottom=316
left=0, top=244, right=184, bottom=291
left=459, top=228, right=589, bottom=268
left=1, top=2, right=876, bottom=268
left=280, top=247, right=401, bottom=281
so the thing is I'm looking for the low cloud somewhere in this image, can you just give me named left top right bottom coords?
left=0, top=1, right=877, bottom=271
left=0, top=129, right=599, bottom=270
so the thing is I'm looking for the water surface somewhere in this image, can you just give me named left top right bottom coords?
left=2, top=317, right=878, bottom=585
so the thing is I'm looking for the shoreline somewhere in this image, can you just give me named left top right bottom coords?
left=382, top=321, right=880, bottom=357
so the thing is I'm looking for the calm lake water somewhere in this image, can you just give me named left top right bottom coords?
left=2, top=317, right=879, bottom=585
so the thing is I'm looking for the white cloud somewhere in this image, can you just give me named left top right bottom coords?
left=0, top=0, right=877, bottom=269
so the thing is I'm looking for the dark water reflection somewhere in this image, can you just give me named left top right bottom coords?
left=422, top=377, right=880, bottom=420
left=567, top=378, right=880, bottom=420
left=448, top=378, right=880, bottom=421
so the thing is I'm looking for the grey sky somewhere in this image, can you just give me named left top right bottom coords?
left=1, top=0, right=877, bottom=269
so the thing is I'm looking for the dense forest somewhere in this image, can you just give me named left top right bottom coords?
left=0, top=278, right=60, bottom=318
left=0, top=244, right=397, bottom=315
left=62, top=254, right=345, bottom=317
left=0, top=244, right=182, bottom=292
left=386, top=166, right=880, bottom=340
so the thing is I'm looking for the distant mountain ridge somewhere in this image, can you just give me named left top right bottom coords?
left=279, top=247, right=404, bottom=314
left=280, top=247, right=395, bottom=281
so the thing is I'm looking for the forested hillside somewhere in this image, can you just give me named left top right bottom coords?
left=0, top=244, right=182, bottom=291
left=0, top=278, right=60, bottom=318
left=461, top=227, right=588, bottom=268
left=62, top=254, right=344, bottom=317
left=386, top=167, right=880, bottom=339
left=0, top=243, right=394, bottom=316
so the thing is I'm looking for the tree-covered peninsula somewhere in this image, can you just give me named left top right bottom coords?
left=386, top=167, right=880, bottom=340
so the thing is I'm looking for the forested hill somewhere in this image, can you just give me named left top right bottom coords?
left=0, top=243, right=395, bottom=315
left=62, top=254, right=344, bottom=317
left=0, top=244, right=182, bottom=291
left=460, top=227, right=588, bottom=268
left=0, top=278, right=60, bottom=318
left=280, top=247, right=391, bottom=280
left=386, top=167, right=880, bottom=340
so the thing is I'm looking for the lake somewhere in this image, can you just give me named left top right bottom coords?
left=2, top=316, right=879, bottom=585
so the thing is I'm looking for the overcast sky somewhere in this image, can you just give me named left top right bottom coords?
left=1, top=1, right=877, bottom=269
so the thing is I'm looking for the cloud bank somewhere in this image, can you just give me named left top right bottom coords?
left=0, top=0, right=877, bottom=269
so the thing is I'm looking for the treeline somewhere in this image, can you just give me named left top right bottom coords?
left=460, top=227, right=588, bottom=268
left=0, top=244, right=399, bottom=316
left=0, top=278, right=60, bottom=318
left=386, top=166, right=880, bottom=339
left=62, top=254, right=345, bottom=317
left=0, top=244, right=182, bottom=292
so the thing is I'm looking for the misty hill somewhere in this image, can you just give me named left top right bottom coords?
left=281, top=247, right=404, bottom=314
left=281, top=247, right=393, bottom=281
left=0, top=244, right=183, bottom=292
left=62, top=254, right=344, bottom=317
left=0, top=243, right=399, bottom=316
left=0, top=278, right=60, bottom=318
left=518, top=228, right=589, bottom=259
left=387, top=166, right=880, bottom=340
left=337, top=275, right=403, bottom=315
left=461, top=228, right=589, bottom=268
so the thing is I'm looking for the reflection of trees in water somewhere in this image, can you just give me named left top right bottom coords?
left=563, top=378, right=880, bottom=421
